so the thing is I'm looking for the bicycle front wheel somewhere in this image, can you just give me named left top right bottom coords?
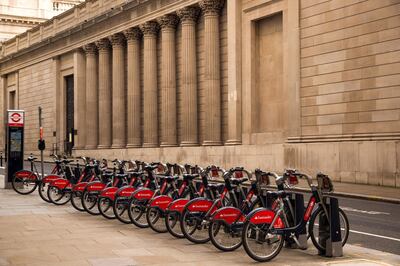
left=82, top=190, right=100, bottom=215
left=38, top=181, right=51, bottom=203
left=12, top=171, right=38, bottom=195
left=47, top=186, right=71, bottom=205
left=180, top=208, right=210, bottom=244
left=127, top=198, right=149, bottom=228
left=209, top=220, right=242, bottom=252
left=147, top=207, right=167, bottom=233
left=98, top=197, right=115, bottom=219
left=308, top=207, right=349, bottom=252
left=165, top=211, right=184, bottom=238
left=242, top=221, right=284, bottom=262
left=71, top=190, right=84, bottom=211
left=113, top=197, right=131, bottom=224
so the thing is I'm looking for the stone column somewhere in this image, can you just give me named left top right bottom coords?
left=177, top=6, right=200, bottom=146
left=124, top=27, right=142, bottom=148
left=73, top=49, right=86, bottom=149
left=83, top=43, right=98, bottom=149
left=158, top=14, right=178, bottom=147
left=140, top=21, right=159, bottom=148
left=0, top=76, right=5, bottom=152
left=200, top=0, right=224, bottom=146
left=110, top=33, right=126, bottom=148
left=96, top=38, right=112, bottom=149
left=226, top=0, right=242, bottom=145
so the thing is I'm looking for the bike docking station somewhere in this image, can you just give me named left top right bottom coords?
left=4, top=110, right=25, bottom=189
left=318, top=196, right=343, bottom=257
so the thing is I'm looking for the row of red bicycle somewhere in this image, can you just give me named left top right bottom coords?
left=12, top=155, right=349, bottom=262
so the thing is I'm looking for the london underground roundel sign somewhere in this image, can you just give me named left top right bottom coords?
left=8, top=110, right=24, bottom=127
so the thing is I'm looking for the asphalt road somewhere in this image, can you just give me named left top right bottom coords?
left=337, top=196, right=400, bottom=255
left=1, top=162, right=399, bottom=256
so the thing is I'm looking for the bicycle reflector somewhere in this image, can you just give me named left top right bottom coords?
left=317, top=173, right=334, bottom=192
left=289, top=174, right=299, bottom=185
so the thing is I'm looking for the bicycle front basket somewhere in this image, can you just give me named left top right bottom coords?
left=317, top=173, right=334, bottom=193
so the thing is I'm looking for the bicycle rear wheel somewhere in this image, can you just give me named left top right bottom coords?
left=180, top=208, right=210, bottom=244
left=82, top=190, right=100, bottom=215
left=308, top=207, right=349, bottom=253
left=242, top=221, right=284, bottom=262
left=12, top=171, right=38, bottom=195
left=209, top=220, right=242, bottom=251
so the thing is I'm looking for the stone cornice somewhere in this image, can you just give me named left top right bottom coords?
left=176, top=6, right=200, bottom=23
left=199, top=0, right=224, bottom=16
left=123, top=27, right=142, bottom=42
left=157, top=14, right=179, bottom=30
left=140, top=21, right=159, bottom=36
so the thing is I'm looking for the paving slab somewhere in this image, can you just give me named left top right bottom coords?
left=0, top=189, right=399, bottom=266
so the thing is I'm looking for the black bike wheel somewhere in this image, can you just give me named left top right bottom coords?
left=12, top=171, right=38, bottom=195
left=47, top=186, right=71, bottom=205
left=127, top=198, right=149, bottom=228
left=209, top=220, right=242, bottom=252
left=113, top=197, right=131, bottom=224
left=180, top=208, right=210, bottom=244
left=98, top=197, right=115, bottom=219
left=308, top=207, right=349, bottom=253
left=242, top=221, right=284, bottom=262
left=165, top=211, right=184, bottom=238
left=71, top=191, right=85, bottom=211
left=38, top=182, right=51, bottom=203
left=82, top=190, right=101, bottom=215
left=146, top=207, right=167, bottom=233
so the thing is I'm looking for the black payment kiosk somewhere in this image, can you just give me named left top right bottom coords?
left=6, top=110, right=24, bottom=187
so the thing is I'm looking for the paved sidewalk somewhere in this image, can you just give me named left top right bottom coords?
left=0, top=189, right=399, bottom=266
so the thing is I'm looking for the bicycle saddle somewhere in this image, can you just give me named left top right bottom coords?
left=28, top=157, right=38, bottom=161
left=163, top=175, right=179, bottom=181
left=266, top=190, right=286, bottom=198
left=208, top=183, right=225, bottom=191
left=144, top=164, right=158, bottom=171
left=115, top=173, right=128, bottom=178
left=102, top=171, right=114, bottom=177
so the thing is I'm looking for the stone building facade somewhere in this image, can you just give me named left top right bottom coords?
left=0, top=0, right=84, bottom=42
left=0, top=0, right=399, bottom=187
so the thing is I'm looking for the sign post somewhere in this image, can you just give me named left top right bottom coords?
left=38, top=107, right=45, bottom=180
left=5, top=110, right=24, bottom=188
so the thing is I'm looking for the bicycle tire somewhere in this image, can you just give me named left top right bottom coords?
left=308, top=207, right=349, bottom=253
left=165, top=211, right=184, bottom=238
left=98, top=197, right=115, bottom=219
left=242, top=221, right=284, bottom=262
left=47, top=186, right=71, bottom=205
left=82, top=190, right=101, bottom=215
left=70, top=190, right=85, bottom=211
left=180, top=208, right=210, bottom=244
left=38, top=181, right=51, bottom=203
left=209, top=220, right=242, bottom=252
left=12, top=171, right=38, bottom=195
left=113, top=196, right=132, bottom=224
left=127, top=197, right=149, bottom=228
left=147, top=206, right=168, bottom=233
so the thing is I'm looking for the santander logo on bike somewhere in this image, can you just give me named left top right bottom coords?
left=254, top=215, right=272, bottom=220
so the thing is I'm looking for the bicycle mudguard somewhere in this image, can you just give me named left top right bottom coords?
left=246, top=208, right=284, bottom=228
left=14, top=170, right=38, bottom=180
left=42, top=175, right=62, bottom=184
left=50, top=178, right=71, bottom=190
left=86, top=181, right=106, bottom=192
left=149, top=195, right=173, bottom=210
left=72, top=182, right=89, bottom=192
left=211, top=207, right=245, bottom=225
left=100, top=187, right=119, bottom=200
left=167, top=198, right=190, bottom=213
left=116, top=186, right=136, bottom=198
left=186, top=198, right=215, bottom=212
left=132, top=188, right=154, bottom=200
